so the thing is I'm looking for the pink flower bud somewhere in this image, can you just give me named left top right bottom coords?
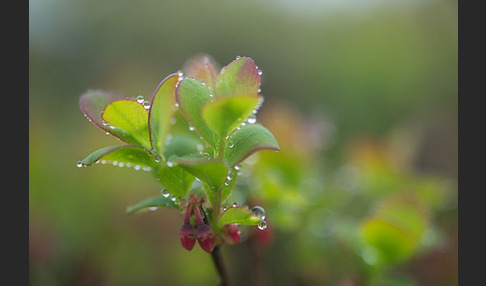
left=180, top=223, right=196, bottom=250
left=197, top=224, right=216, bottom=253
left=221, top=224, right=241, bottom=245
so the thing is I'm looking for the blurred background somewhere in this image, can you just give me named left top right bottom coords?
left=29, top=0, right=457, bottom=285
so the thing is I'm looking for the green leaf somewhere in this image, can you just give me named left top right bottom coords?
left=163, top=134, right=202, bottom=162
left=182, top=54, right=220, bottom=90
left=174, top=157, right=227, bottom=194
left=102, top=99, right=151, bottom=149
left=79, top=90, right=126, bottom=136
left=221, top=166, right=238, bottom=203
left=126, top=195, right=181, bottom=214
left=215, top=57, right=260, bottom=98
left=157, top=165, right=195, bottom=198
left=148, top=73, right=179, bottom=158
left=224, top=124, right=279, bottom=167
left=201, top=94, right=260, bottom=137
left=77, top=145, right=157, bottom=169
left=176, top=78, right=218, bottom=148
left=219, top=207, right=261, bottom=227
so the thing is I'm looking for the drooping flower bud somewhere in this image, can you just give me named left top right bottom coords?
left=180, top=223, right=196, bottom=250
left=179, top=201, right=196, bottom=250
left=221, top=224, right=240, bottom=245
left=196, top=223, right=216, bottom=253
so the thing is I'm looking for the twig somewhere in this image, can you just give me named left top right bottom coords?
left=211, top=246, right=232, bottom=286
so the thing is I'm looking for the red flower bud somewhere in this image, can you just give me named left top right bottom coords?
left=197, top=224, right=216, bottom=253
left=221, top=224, right=241, bottom=245
left=180, top=223, right=196, bottom=250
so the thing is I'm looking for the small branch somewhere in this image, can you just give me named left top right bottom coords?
left=211, top=246, right=232, bottom=286
left=247, top=234, right=267, bottom=286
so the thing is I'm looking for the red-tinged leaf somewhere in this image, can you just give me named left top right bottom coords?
left=79, top=90, right=126, bottom=134
left=215, top=57, right=260, bottom=98
left=183, top=54, right=220, bottom=90
left=148, top=73, right=179, bottom=158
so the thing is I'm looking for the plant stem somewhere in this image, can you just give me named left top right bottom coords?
left=211, top=246, right=232, bottom=286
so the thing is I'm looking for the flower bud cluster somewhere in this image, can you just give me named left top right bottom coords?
left=179, top=195, right=216, bottom=253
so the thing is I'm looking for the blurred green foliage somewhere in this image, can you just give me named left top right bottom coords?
left=30, top=0, right=457, bottom=285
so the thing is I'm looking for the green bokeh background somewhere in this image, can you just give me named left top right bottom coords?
left=29, top=0, right=457, bottom=285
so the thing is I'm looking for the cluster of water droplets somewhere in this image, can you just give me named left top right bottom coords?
left=135, top=95, right=151, bottom=110
left=251, top=206, right=267, bottom=230
left=76, top=159, right=152, bottom=172
left=220, top=203, right=267, bottom=231
left=160, top=189, right=182, bottom=207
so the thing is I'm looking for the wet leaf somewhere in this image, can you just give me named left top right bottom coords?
left=77, top=145, right=157, bottom=168
left=102, top=99, right=151, bottom=149
left=224, top=124, right=279, bottom=167
left=174, top=157, right=227, bottom=194
left=157, top=165, right=195, bottom=198
left=201, top=94, right=260, bottom=137
left=148, top=73, right=179, bottom=158
left=182, top=54, right=219, bottom=90
left=215, top=57, right=260, bottom=98
left=126, top=195, right=180, bottom=214
left=219, top=207, right=261, bottom=227
left=176, top=78, right=218, bottom=148
left=163, top=134, right=202, bottom=162
left=79, top=90, right=126, bottom=135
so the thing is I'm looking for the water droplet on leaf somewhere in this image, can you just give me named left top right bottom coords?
left=161, top=189, right=170, bottom=198
left=251, top=206, right=266, bottom=220
left=257, top=220, right=267, bottom=230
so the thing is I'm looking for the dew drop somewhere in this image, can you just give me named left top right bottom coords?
left=76, top=161, right=83, bottom=168
left=251, top=206, right=266, bottom=220
left=236, top=55, right=241, bottom=60
left=226, top=175, right=232, bottom=181
left=136, top=95, right=144, bottom=103
left=257, top=88, right=261, bottom=93
left=143, top=101, right=151, bottom=109
left=170, top=117, right=177, bottom=125
left=247, top=117, right=257, bottom=124
left=232, top=202, right=238, bottom=207
left=149, top=206, right=158, bottom=211
left=258, top=70, right=263, bottom=76
left=118, top=162, right=125, bottom=167
left=112, top=161, right=119, bottom=166
left=161, top=189, right=170, bottom=198
left=154, top=155, right=162, bottom=163
left=167, top=161, right=174, bottom=167
left=171, top=196, right=177, bottom=202
left=134, top=165, right=141, bottom=170
left=196, top=144, right=204, bottom=152
left=100, top=160, right=107, bottom=164
left=189, top=126, right=195, bottom=131
left=228, top=142, right=235, bottom=148
left=142, top=166, right=152, bottom=171
left=257, top=220, right=267, bottom=230
left=234, top=165, right=240, bottom=171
